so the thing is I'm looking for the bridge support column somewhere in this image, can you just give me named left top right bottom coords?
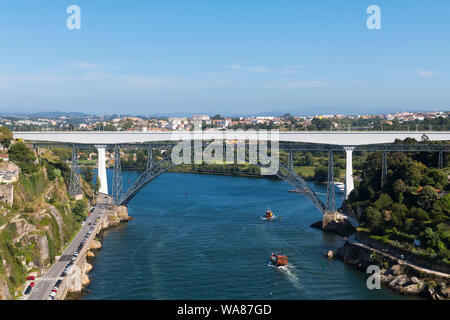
left=381, top=151, right=388, bottom=189
left=97, top=146, right=108, bottom=195
left=326, top=151, right=336, bottom=212
left=288, top=150, right=294, bottom=171
left=344, top=146, right=355, bottom=199
left=112, top=146, right=123, bottom=204
left=69, top=147, right=82, bottom=196
left=438, top=151, right=444, bottom=169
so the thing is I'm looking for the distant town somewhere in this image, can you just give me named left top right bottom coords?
left=1, top=110, right=449, bottom=132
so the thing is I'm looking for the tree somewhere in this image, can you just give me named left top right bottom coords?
left=417, top=186, right=439, bottom=211
left=313, top=165, right=328, bottom=181
left=8, top=142, right=38, bottom=174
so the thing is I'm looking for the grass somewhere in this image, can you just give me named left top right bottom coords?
left=293, top=166, right=315, bottom=178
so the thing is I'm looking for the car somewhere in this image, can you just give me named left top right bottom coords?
left=74, top=252, right=79, bottom=257
left=71, top=256, right=76, bottom=261
left=50, top=291, right=56, bottom=297
left=24, top=286, right=32, bottom=295
left=52, top=289, right=57, bottom=293
left=30, top=282, right=35, bottom=287
left=55, top=280, right=62, bottom=287
left=61, top=272, right=67, bottom=277
left=26, top=276, right=35, bottom=280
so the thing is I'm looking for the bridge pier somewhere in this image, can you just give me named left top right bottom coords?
left=344, top=146, right=355, bottom=199
left=97, top=146, right=108, bottom=195
left=326, top=151, right=336, bottom=212
left=69, top=147, right=82, bottom=197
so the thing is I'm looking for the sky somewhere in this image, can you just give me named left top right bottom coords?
left=0, top=0, right=449, bottom=116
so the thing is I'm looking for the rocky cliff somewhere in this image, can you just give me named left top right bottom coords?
left=0, top=149, right=93, bottom=300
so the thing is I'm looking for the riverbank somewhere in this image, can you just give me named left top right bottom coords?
left=63, top=203, right=132, bottom=300
left=333, top=236, right=450, bottom=300
left=309, top=212, right=450, bottom=300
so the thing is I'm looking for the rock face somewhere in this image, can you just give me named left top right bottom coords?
left=106, top=205, right=131, bottom=227
left=0, top=279, right=11, bottom=300
left=81, top=274, right=90, bottom=287
left=27, top=234, right=50, bottom=268
left=321, top=212, right=355, bottom=237
left=90, top=240, right=102, bottom=250
left=68, top=265, right=82, bottom=293
left=84, top=262, right=93, bottom=273
left=336, top=241, right=449, bottom=299
left=86, top=250, right=95, bottom=258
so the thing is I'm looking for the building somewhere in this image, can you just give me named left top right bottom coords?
left=0, top=161, right=20, bottom=184
left=0, top=184, right=13, bottom=205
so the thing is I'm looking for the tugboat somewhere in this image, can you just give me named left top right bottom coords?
left=270, top=252, right=288, bottom=267
left=263, top=207, right=276, bottom=220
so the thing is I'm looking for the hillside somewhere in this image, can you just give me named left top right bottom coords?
left=0, top=128, right=93, bottom=299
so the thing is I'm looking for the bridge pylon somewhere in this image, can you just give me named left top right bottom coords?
left=69, top=147, right=82, bottom=196
left=381, top=151, right=388, bottom=190
left=288, top=150, right=294, bottom=172
left=438, top=151, right=444, bottom=169
left=112, top=145, right=123, bottom=204
left=326, top=151, right=336, bottom=212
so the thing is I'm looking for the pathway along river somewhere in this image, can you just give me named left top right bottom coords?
left=83, top=170, right=414, bottom=300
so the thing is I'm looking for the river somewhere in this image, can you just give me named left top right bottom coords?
left=83, top=170, right=410, bottom=300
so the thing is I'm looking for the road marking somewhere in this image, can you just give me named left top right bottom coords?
left=38, top=277, right=62, bottom=282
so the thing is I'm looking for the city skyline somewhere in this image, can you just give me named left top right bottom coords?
left=0, top=1, right=449, bottom=115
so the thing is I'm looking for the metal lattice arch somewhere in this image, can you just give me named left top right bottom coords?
left=114, top=146, right=327, bottom=214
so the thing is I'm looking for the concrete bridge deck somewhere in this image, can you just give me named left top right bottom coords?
left=13, top=130, right=450, bottom=146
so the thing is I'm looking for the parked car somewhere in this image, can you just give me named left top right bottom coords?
left=61, top=271, right=67, bottom=277
left=26, top=276, right=35, bottom=280
left=30, top=282, right=35, bottom=287
left=24, top=286, right=32, bottom=295
left=71, top=256, right=76, bottom=261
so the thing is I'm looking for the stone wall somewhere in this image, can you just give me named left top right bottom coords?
left=0, top=184, right=13, bottom=205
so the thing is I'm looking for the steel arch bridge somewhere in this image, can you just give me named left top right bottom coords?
left=114, top=144, right=328, bottom=214
left=31, top=141, right=449, bottom=216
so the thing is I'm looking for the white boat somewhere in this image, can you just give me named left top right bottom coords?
left=334, top=182, right=345, bottom=193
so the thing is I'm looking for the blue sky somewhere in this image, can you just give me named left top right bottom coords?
left=0, top=0, right=449, bottom=116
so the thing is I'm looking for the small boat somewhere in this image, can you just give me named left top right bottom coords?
left=263, top=208, right=276, bottom=220
left=270, top=252, right=288, bottom=267
left=334, top=182, right=345, bottom=193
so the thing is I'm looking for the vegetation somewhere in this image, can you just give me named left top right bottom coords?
left=0, top=131, right=94, bottom=298
left=8, top=142, right=38, bottom=174
left=346, top=139, right=450, bottom=265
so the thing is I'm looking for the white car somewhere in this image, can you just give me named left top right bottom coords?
left=50, top=291, right=56, bottom=297
left=71, top=256, right=76, bottom=261
left=73, top=252, right=79, bottom=257
left=81, top=222, right=85, bottom=226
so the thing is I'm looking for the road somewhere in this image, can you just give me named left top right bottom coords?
left=24, top=194, right=113, bottom=300
left=348, top=240, right=450, bottom=279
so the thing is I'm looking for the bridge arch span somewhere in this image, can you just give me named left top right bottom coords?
left=116, top=151, right=327, bottom=215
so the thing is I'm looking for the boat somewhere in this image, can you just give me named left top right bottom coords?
left=334, top=182, right=345, bottom=193
left=270, top=252, right=288, bottom=267
left=263, top=208, right=276, bottom=220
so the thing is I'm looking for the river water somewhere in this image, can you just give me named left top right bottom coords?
left=83, top=170, right=410, bottom=300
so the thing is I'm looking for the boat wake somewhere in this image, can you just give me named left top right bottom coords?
left=268, top=263, right=303, bottom=291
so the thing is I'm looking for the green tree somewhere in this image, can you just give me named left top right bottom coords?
left=8, top=142, right=38, bottom=174
left=417, top=186, right=439, bottom=211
